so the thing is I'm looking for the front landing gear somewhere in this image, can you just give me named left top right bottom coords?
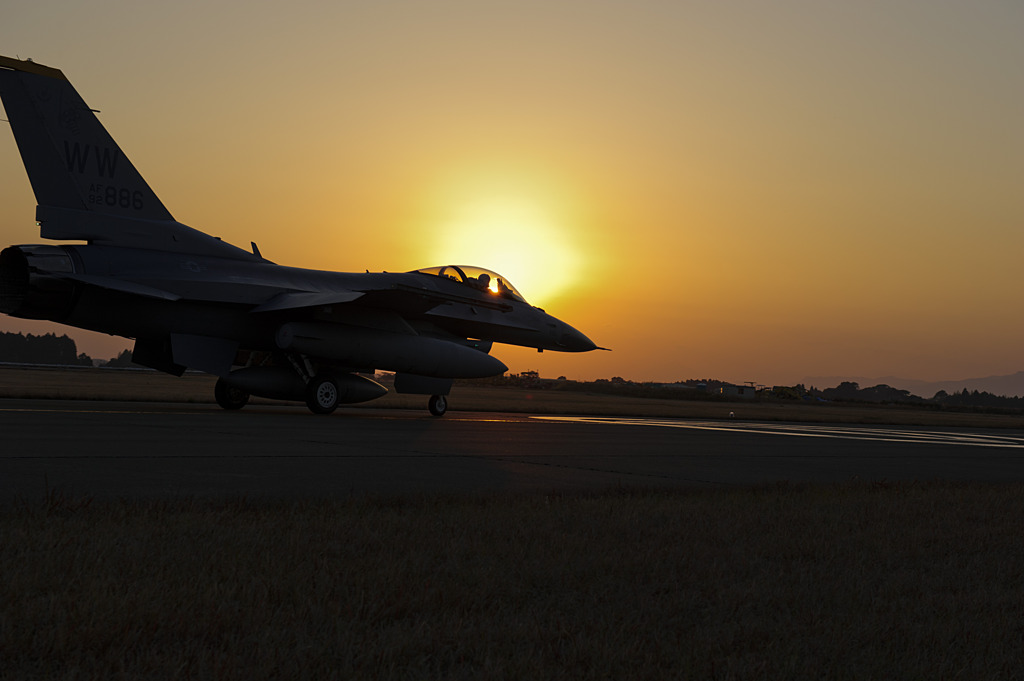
left=428, top=394, right=448, bottom=417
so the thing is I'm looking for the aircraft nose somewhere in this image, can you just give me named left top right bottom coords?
left=558, top=324, right=598, bottom=352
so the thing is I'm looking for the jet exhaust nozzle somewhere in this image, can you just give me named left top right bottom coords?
left=0, top=245, right=78, bottom=320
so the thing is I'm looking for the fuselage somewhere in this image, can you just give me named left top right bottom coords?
left=0, top=242, right=596, bottom=361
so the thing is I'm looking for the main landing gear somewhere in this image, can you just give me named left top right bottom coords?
left=306, top=375, right=340, bottom=415
left=214, top=377, right=249, bottom=410
left=212, top=356, right=449, bottom=417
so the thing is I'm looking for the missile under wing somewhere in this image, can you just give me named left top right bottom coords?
left=0, top=56, right=599, bottom=415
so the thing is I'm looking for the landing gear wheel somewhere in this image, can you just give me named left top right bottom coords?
left=306, top=376, right=339, bottom=415
left=214, top=378, right=249, bottom=410
left=428, top=394, right=448, bottom=417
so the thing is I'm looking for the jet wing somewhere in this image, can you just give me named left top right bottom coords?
left=60, top=273, right=182, bottom=301
left=251, top=290, right=365, bottom=313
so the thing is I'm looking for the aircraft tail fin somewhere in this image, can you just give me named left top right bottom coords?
left=0, top=55, right=173, bottom=222
left=0, top=56, right=258, bottom=259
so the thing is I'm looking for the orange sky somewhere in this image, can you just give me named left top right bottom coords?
left=2, top=1, right=1022, bottom=386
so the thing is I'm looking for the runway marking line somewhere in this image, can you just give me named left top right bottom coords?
left=534, top=416, right=1024, bottom=449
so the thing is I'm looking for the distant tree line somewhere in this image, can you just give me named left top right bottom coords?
left=770, top=381, right=1024, bottom=412
left=797, top=381, right=1024, bottom=410
left=103, top=349, right=138, bottom=367
left=930, top=388, right=1024, bottom=410
left=0, top=332, right=93, bottom=366
left=814, top=381, right=924, bottom=404
left=0, top=332, right=138, bottom=367
left=463, top=374, right=1024, bottom=412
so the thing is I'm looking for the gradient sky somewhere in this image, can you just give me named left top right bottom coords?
left=2, top=1, right=1021, bottom=385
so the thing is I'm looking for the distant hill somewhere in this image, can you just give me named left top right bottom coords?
left=802, top=372, right=1024, bottom=399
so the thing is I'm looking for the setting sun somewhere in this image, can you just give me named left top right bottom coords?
left=413, top=163, right=590, bottom=308
left=424, top=195, right=582, bottom=306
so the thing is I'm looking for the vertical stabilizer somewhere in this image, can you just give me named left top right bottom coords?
left=0, top=56, right=172, bottom=222
left=0, top=56, right=259, bottom=260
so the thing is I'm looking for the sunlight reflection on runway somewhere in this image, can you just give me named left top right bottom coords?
left=534, top=417, right=1024, bottom=449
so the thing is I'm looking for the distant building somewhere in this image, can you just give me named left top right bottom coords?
left=720, top=384, right=756, bottom=399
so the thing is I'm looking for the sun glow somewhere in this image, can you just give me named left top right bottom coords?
left=424, top=195, right=583, bottom=306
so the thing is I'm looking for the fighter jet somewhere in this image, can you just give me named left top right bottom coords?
left=0, top=55, right=598, bottom=415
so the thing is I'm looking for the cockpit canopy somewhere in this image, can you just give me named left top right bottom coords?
left=413, top=265, right=527, bottom=303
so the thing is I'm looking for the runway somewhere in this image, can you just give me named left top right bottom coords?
left=3, top=399, right=1024, bottom=501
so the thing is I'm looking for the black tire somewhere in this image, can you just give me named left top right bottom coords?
left=428, top=394, right=448, bottom=417
left=306, top=376, right=339, bottom=414
left=214, top=378, right=249, bottom=410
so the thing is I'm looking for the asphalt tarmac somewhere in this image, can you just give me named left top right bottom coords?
left=3, top=399, right=1024, bottom=501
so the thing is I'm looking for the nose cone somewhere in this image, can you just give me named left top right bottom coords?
left=558, top=324, right=598, bottom=352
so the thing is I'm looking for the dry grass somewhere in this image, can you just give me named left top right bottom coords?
left=2, top=483, right=1023, bottom=679
left=0, top=366, right=218, bottom=403
left=3, top=365, right=1024, bottom=428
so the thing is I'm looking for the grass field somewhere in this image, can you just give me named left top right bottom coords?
left=3, top=364, right=1024, bottom=428
left=3, top=484, right=1024, bottom=679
